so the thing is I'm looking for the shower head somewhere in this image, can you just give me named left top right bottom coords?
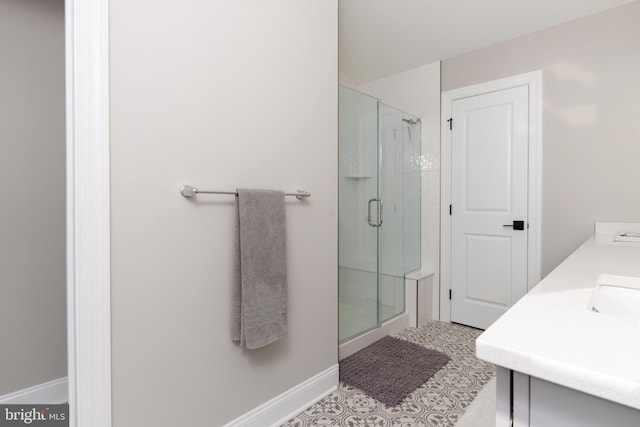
left=402, top=118, right=421, bottom=126
left=402, top=117, right=421, bottom=139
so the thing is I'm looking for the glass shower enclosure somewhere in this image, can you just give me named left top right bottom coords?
left=339, top=86, right=422, bottom=342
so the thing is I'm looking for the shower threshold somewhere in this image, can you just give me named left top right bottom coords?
left=338, top=311, right=409, bottom=360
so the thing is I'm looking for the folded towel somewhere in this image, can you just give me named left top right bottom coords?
left=232, top=189, right=288, bottom=349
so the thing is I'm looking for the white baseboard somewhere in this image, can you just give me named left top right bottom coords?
left=224, top=364, right=338, bottom=427
left=0, top=377, right=68, bottom=404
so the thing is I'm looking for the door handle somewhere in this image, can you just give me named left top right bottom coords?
left=368, top=198, right=376, bottom=227
left=503, top=220, right=525, bottom=230
left=368, top=198, right=382, bottom=228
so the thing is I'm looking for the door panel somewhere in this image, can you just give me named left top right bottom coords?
left=465, top=104, right=513, bottom=212
left=465, top=234, right=511, bottom=306
left=451, top=85, right=529, bottom=329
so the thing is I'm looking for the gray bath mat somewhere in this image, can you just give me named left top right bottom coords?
left=339, top=335, right=450, bottom=406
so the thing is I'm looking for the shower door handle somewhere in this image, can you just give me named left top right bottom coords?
left=368, top=198, right=383, bottom=227
left=367, top=199, right=376, bottom=227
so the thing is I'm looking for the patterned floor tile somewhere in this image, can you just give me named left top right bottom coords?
left=281, top=321, right=495, bottom=427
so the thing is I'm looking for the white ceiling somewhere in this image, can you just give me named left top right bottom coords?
left=339, top=0, right=637, bottom=83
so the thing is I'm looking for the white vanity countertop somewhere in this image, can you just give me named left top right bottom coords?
left=476, top=225, right=640, bottom=410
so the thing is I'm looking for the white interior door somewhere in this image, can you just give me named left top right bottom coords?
left=450, top=85, right=529, bottom=329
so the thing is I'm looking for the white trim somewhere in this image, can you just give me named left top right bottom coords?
left=0, top=378, right=68, bottom=404
left=65, top=1, right=111, bottom=426
left=406, top=278, right=418, bottom=327
left=440, top=70, right=543, bottom=323
left=223, top=365, right=339, bottom=427
left=405, top=270, right=435, bottom=327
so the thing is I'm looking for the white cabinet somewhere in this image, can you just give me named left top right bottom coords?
left=530, top=377, right=640, bottom=427
left=495, top=367, right=530, bottom=427
left=478, top=224, right=640, bottom=426
left=496, top=368, right=640, bottom=426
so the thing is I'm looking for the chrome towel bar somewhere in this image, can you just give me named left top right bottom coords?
left=179, top=185, right=311, bottom=200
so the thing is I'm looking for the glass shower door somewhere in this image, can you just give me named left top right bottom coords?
left=338, top=86, right=422, bottom=342
left=339, top=87, right=380, bottom=341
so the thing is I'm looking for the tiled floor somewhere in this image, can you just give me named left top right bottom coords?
left=282, top=321, right=495, bottom=427
left=455, top=378, right=495, bottom=427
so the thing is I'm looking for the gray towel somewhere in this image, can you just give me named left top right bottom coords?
left=231, top=189, right=288, bottom=349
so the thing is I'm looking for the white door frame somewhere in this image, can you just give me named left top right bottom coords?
left=66, top=1, right=112, bottom=426
left=440, top=71, right=542, bottom=323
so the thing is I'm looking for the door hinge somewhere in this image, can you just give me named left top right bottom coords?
left=447, top=118, right=453, bottom=130
left=449, top=204, right=452, bottom=215
left=449, top=289, right=452, bottom=300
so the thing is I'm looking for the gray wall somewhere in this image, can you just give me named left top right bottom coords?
left=442, top=2, right=640, bottom=276
left=109, top=1, right=338, bottom=425
left=0, top=0, right=67, bottom=395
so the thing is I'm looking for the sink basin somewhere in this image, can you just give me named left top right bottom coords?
left=588, top=274, right=640, bottom=321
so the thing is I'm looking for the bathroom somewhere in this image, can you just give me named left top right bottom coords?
left=3, top=1, right=640, bottom=426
